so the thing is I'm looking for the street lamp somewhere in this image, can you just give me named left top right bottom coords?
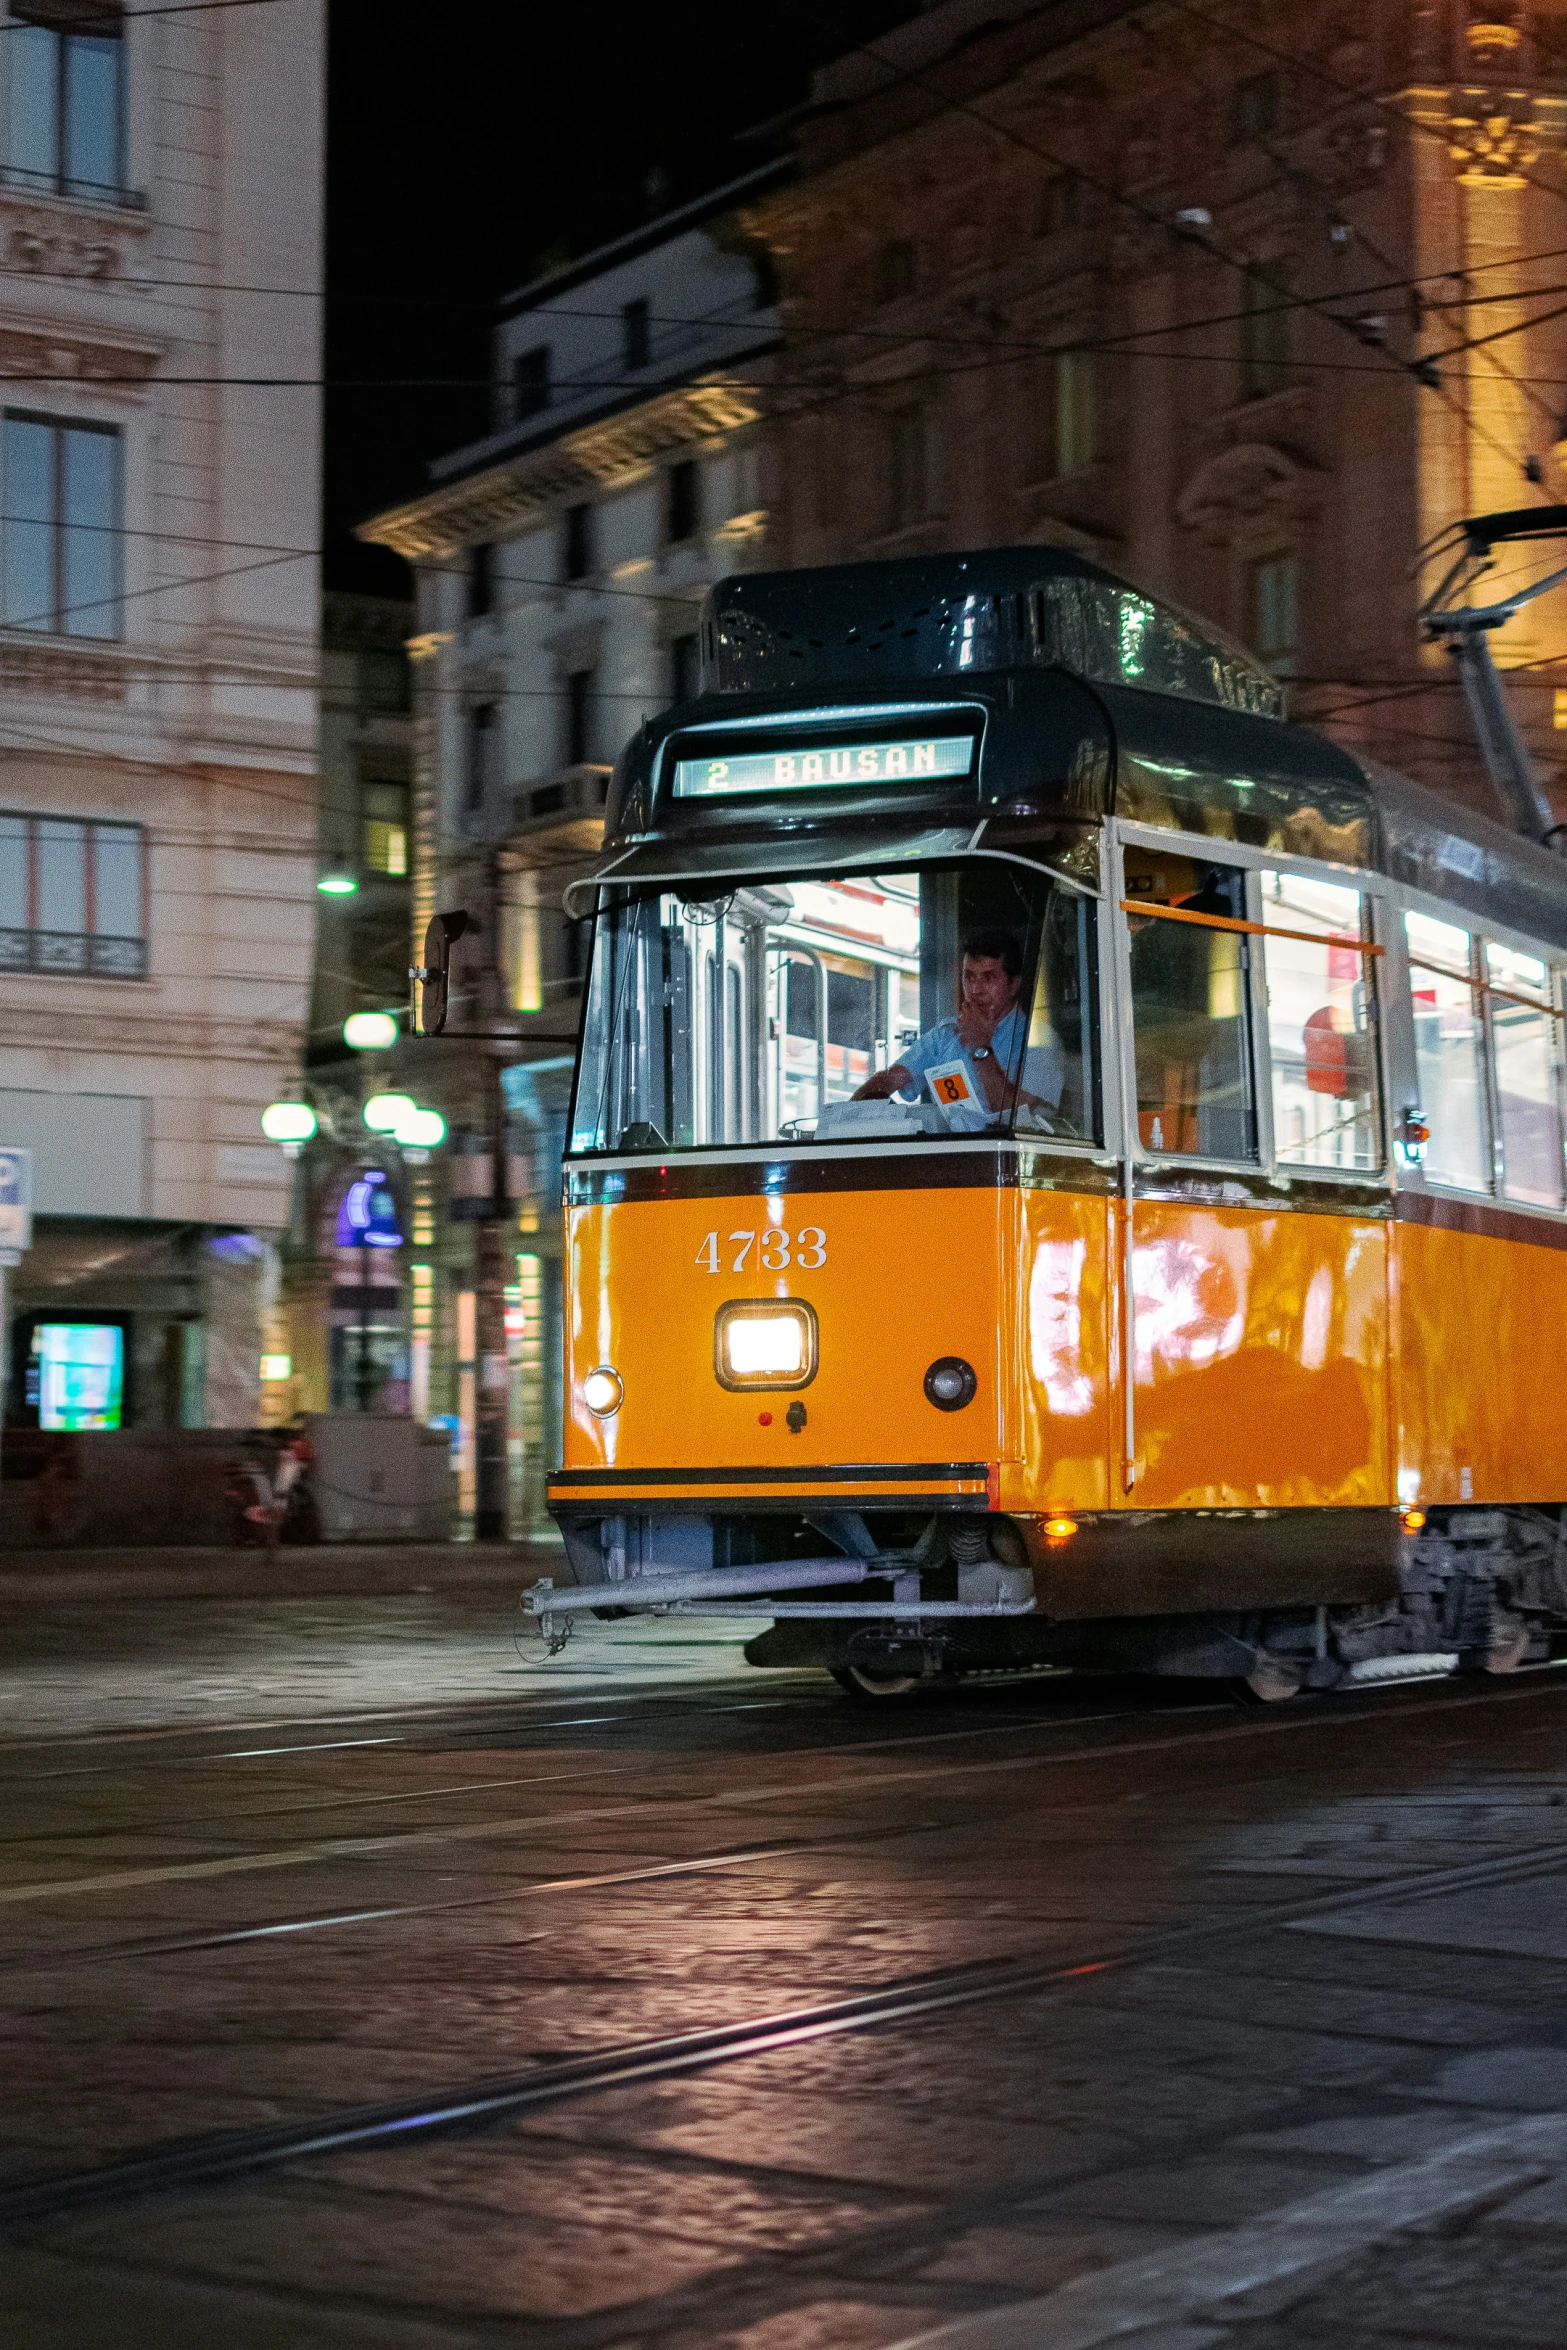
left=395, top=1106, right=446, bottom=1149
left=261, top=1099, right=319, bottom=1157
left=343, top=1010, right=399, bottom=1051
left=363, top=1091, right=417, bottom=1134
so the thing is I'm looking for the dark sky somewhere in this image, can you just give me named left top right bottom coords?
left=323, top=1, right=909, bottom=595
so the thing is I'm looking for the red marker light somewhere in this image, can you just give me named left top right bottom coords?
left=758, top=1411, right=773, bottom=1426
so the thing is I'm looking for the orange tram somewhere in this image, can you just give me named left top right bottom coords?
left=530, top=547, right=1567, bottom=1701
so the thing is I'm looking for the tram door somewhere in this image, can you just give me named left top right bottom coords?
left=1115, top=843, right=1389, bottom=1509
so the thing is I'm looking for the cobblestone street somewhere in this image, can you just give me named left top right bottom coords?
left=4, top=1557, right=1567, bottom=2348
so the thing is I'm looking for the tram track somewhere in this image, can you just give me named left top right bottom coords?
left=0, top=1674, right=1558, bottom=1928
left=8, top=1763, right=1567, bottom=2236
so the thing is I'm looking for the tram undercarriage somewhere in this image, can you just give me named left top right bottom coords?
left=540, top=1505, right=1567, bottom=1700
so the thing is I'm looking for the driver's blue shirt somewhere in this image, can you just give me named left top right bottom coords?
left=893, top=1007, right=1065, bottom=1113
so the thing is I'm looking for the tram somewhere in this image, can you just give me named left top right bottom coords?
left=521, top=546, right=1567, bottom=1699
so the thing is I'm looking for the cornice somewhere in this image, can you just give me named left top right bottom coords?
left=0, top=185, right=151, bottom=291
left=0, top=1008, right=306, bottom=1061
left=361, top=378, right=764, bottom=562
left=0, top=299, right=163, bottom=386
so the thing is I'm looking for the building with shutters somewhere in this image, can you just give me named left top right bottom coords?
left=0, top=0, right=322, bottom=1436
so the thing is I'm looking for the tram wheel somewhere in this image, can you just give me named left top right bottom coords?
left=831, top=1665, right=924, bottom=1702
left=1229, top=1661, right=1303, bottom=1704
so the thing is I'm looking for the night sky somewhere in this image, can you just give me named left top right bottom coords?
left=324, top=1, right=909, bottom=594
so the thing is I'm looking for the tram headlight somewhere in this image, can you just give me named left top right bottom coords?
left=714, top=1300, right=817, bottom=1390
left=582, top=1366, right=624, bottom=1417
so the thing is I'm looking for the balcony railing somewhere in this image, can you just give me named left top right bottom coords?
left=0, top=164, right=147, bottom=211
left=0, top=928, right=147, bottom=978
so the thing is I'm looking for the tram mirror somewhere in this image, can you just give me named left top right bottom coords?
left=414, top=909, right=470, bottom=1036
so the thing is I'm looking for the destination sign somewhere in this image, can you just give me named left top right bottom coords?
left=672, top=735, right=975, bottom=799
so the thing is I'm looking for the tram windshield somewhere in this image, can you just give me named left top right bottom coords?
left=570, top=862, right=1100, bottom=1153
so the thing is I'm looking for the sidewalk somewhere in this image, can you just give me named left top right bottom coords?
left=0, top=1539, right=554, bottom=1607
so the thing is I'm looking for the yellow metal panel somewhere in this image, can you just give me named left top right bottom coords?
left=1120, top=1204, right=1390, bottom=1509
left=563, top=1187, right=1006, bottom=1472
left=996, top=1189, right=1113, bottom=1514
left=1394, top=1222, right=1567, bottom=1504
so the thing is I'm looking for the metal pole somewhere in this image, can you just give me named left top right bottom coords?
left=474, top=847, right=511, bottom=1540
left=357, top=1227, right=374, bottom=1410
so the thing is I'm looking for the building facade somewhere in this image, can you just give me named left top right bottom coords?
left=745, top=0, right=1567, bottom=817
left=361, top=167, right=784, bottom=1526
left=0, top=0, right=323, bottom=1433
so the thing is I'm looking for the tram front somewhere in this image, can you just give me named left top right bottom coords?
left=536, top=550, right=1269, bottom=1693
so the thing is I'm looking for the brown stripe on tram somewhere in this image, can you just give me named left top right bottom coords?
left=547, top=1461, right=989, bottom=1488
left=564, top=1149, right=1022, bottom=1206
left=1394, top=1189, right=1567, bottom=1253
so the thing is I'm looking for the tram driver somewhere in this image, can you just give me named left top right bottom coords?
left=852, top=929, right=1065, bottom=1128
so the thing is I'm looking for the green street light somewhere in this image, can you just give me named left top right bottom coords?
left=317, top=871, right=358, bottom=897
left=261, top=1099, right=318, bottom=1154
left=396, top=1105, right=447, bottom=1149
left=364, top=1091, right=417, bottom=1133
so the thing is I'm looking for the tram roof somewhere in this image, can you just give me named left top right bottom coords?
left=583, top=551, right=1567, bottom=956
left=699, top=547, right=1284, bottom=719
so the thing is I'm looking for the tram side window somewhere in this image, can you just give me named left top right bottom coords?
left=1260, top=871, right=1380, bottom=1171
left=1124, top=852, right=1256, bottom=1161
left=1405, top=913, right=1489, bottom=1193
left=1485, top=942, right=1565, bottom=1209
left=1013, top=885, right=1100, bottom=1142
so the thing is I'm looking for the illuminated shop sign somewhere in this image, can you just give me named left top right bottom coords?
left=672, top=735, right=974, bottom=798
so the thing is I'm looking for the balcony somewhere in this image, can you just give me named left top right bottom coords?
left=0, top=928, right=148, bottom=979
left=0, top=164, right=146, bottom=212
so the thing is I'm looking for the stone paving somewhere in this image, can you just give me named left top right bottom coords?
left=1, top=1584, right=1566, bottom=2347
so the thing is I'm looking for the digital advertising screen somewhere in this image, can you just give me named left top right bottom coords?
left=34, top=1323, right=126, bottom=1431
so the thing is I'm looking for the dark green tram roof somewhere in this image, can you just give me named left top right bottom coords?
left=698, top=545, right=1283, bottom=718
left=593, top=549, right=1567, bottom=958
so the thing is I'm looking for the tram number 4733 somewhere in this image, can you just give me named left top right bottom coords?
left=696, top=1229, right=827, bottom=1273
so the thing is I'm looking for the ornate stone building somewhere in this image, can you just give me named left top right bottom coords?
left=0, top=0, right=323, bottom=1433
left=360, top=167, right=781, bottom=1527
left=746, top=0, right=1567, bottom=816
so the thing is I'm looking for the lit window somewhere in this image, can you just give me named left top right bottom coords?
left=1485, top=941, right=1564, bottom=1209
left=1127, top=852, right=1257, bottom=1162
left=7, top=1, right=124, bottom=201
left=1406, top=912, right=1488, bottom=1193
left=362, top=782, right=409, bottom=877
left=1261, top=871, right=1380, bottom=1171
left=2, top=411, right=121, bottom=638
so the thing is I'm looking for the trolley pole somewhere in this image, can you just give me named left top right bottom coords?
left=474, top=848, right=512, bottom=1540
